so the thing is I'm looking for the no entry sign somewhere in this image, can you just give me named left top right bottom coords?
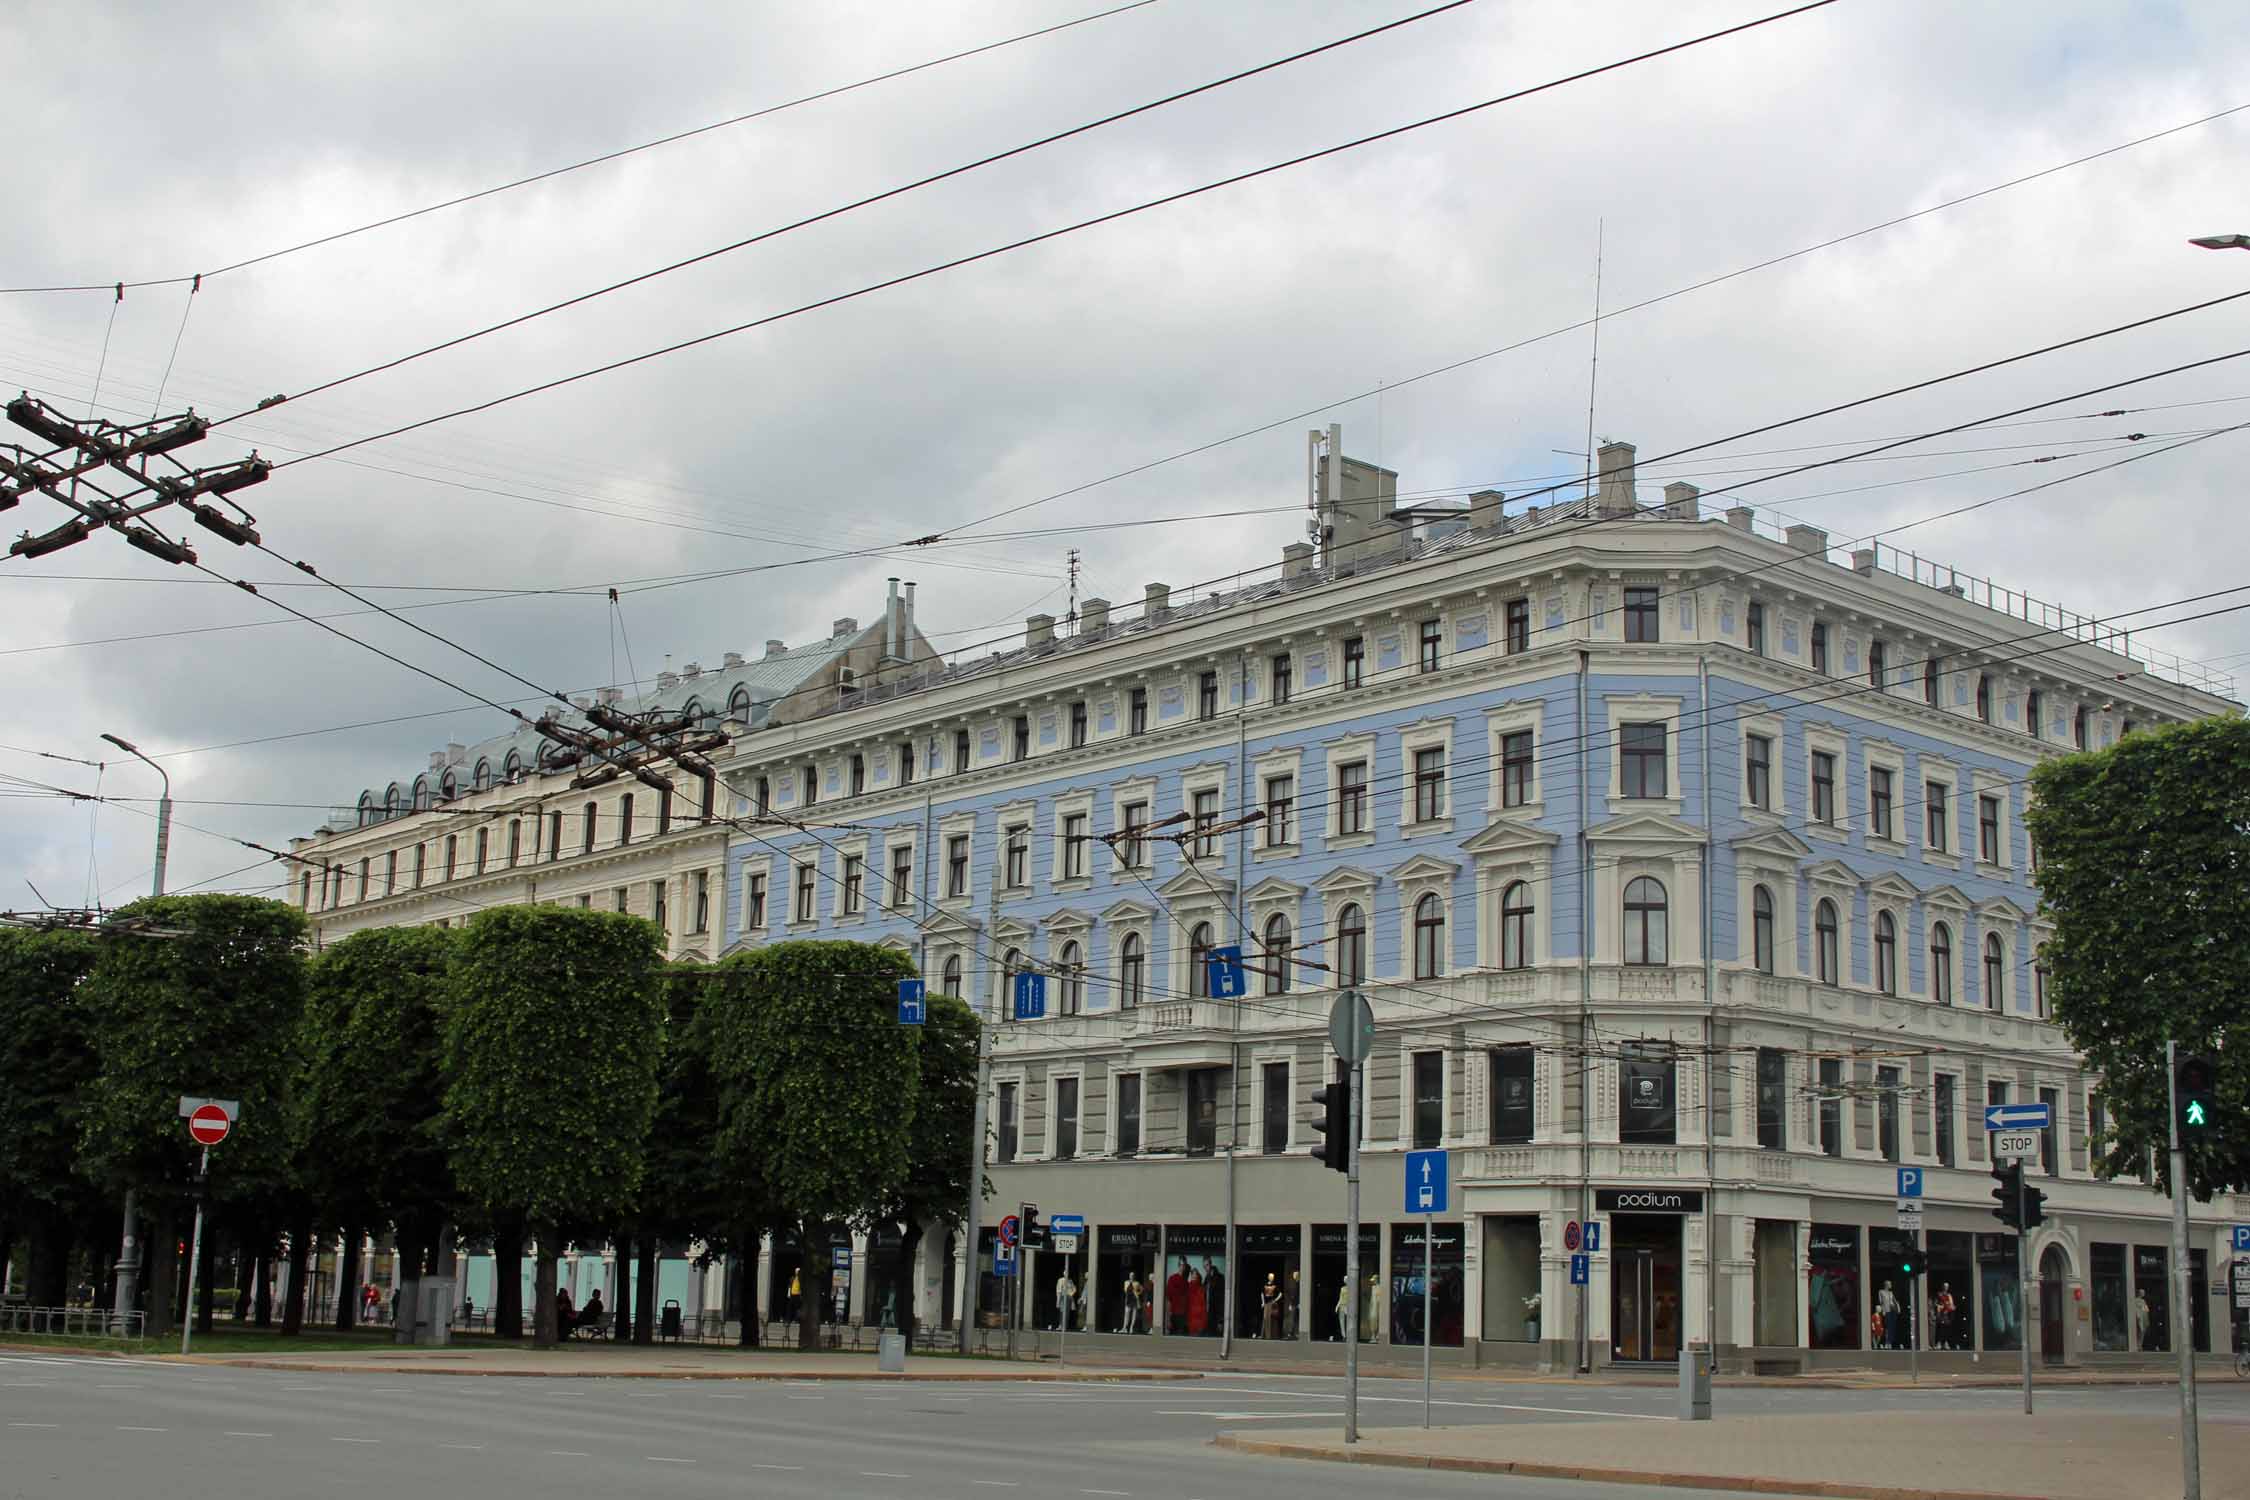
left=187, top=1103, right=231, bottom=1147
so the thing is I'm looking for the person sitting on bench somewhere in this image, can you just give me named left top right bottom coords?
left=578, top=1290, right=605, bottom=1338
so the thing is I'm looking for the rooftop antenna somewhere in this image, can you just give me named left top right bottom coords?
left=1066, top=547, right=1081, bottom=634
left=1582, top=217, right=1605, bottom=505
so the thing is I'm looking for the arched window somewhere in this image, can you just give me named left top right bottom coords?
left=1059, top=941, right=1084, bottom=1016
left=1874, top=911, right=1897, bottom=995
left=1500, top=882, right=1533, bottom=970
left=1622, top=877, right=1667, bottom=966
left=473, top=758, right=491, bottom=791
left=503, top=749, right=523, bottom=782
left=682, top=697, right=703, bottom=726
left=729, top=685, right=753, bottom=721
left=1001, top=947, right=1027, bottom=1015
left=385, top=782, right=404, bottom=817
left=1261, top=913, right=1293, bottom=996
left=1983, top=933, right=2005, bottom=1011
left=1815, top=899, right=1840, bottom=985
left=357, top=791, right=375, bottom=827
left=1120, top=933, right=1145, bottom=1008
left=412, top=775, right=431, bottom=811
left=1412, top=893, right=1445, bottom=979
left=1335, top=904, right=1367, bottom=986
left=1188, top=922, right=1214, bottom=998
left=1930, top=922, right=1953, bottom=1004
left=1752, top=885, right=1775, bottom=975
left=940, top=954, right=963, bottom=996
left=440, top=770, right=459, bottom=802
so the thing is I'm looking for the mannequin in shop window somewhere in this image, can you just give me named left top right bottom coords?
left=2135, top=1290, right=2153, bottom=1350
left=1877, top=1282, right=1902, bottom=1350
left=1933, top=1283, right=1958, bottom=1350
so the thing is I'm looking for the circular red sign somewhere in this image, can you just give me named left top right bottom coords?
left=187, top=1103, right=231, bottom=1147
left=997, top=1214, right=1020, bottom=1247
left=1563, top=1220, right=1582, bottom=1252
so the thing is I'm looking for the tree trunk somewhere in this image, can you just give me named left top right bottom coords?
left=532, top=1243, right=558, bottom=1348
left=611, top=1233, right=631, bottom=1343
left=334, top=1225, right=360, bottom=1331
left=146, top=1213, right=175, bottom=1338
left=899, top=1219, right=925, bottom=1347
left=496, top=1218, right=524, bottom=1340
left=234, top=1244, right=254, bottom=1324
left=796, top=1221, right=824, bottom=1351
left=27, top=1213, right=71, bottom=1307
left=195, top=1233, right=216, bottom=1334
left=280, top=1218, right=312, bottom=1335
left=636, top=1235, right=659, bottom=1346
left=0, top=1217, right=13, bottom=1298
left=734, top=1223, right=760, bottom=1346
left=253, top=1250, right=273, bottom=1326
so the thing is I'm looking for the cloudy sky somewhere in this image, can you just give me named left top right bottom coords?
left=2, top=0, right=2247, bottom=906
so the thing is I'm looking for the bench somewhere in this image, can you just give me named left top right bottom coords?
left=569, top=1309, right=613, bottom=1340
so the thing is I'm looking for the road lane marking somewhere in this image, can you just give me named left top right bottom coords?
left=971, top=1483, right=1021, bottom=1489
left=749, top=1463, right=803, bottom=1471
left=862, top=1472, right=910, bottom=1479
left=2, top=1381, right=52, bottom=1387
left=224, top=1431, right=273, bottom=1438
left=646, top=1457, right=696, bottom=1464
left=1081, top=1490, right=1131, bottom=1496
left=1158, top=1410, right=1336, bottom=1419
left=96, top=1383, right=143, bottom=1389
left=545, top=1449, right=590, bottom=1457
left=440, top=1443, right=485, bottom=1450
left=332, top=1437, right=381, bottom=1444
left=117, top=1426, right=168, bottom=1432
left=8, top=1422, right=59, bottom=1428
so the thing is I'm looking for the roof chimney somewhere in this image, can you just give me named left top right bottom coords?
left=446, top=741, right=465, bottom=761
left=1143, top=581, right=1170, bottom=619
left=1025, top=613, right=1056, bottom=648
left=1468, top=489, right=1505, bottom=530
left=681, top=661, right=701, bottom=678
left=1662, top=481, right=1700, bottom=520
left=902, top=581, right=917, bottom=652
left=1595, top=441, right=1638, bottom=518
left=765, top=639, right=788, bottom=658
left=571, top=696, right=594, bottom=710
left=832, top=616, right=858, bottom=638
left=885, top=577, right=901, bottom=663
left=721, top=650, right=745, bottom=669
left=1852, top=548, right=1877, bottom=576
left=1784, top=524, right=1829, bottom=557
left=1281, top=542, right=1315, bottom=580
left=598, top=686, right=623, bottom=705
left=1079, top=596, right=1110, bottom=633
left=657, top=670, right=678, bottom=690
left=1726, top=504, right=1756, bottom=533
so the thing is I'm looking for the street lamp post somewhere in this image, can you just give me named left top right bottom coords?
left=100, top=731, right=170, bottom=1332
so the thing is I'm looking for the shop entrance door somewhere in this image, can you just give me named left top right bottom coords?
left=1610, top=1215, right=1682, bottom=1364
left=2038, top=1246, right=2068, bottom=1365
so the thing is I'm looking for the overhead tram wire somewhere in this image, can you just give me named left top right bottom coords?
left=231, top=2, right=1842, bottom=463
left=0, top=0, right=1161, bottom=295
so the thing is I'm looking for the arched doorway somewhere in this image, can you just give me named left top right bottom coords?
left=2038, top=1244, right=2070, bottom=1365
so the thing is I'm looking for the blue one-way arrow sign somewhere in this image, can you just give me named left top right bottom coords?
left=1051, top=1214, right=1086, bottom=1236
left=1984, top=1102, right=2053, bottom=1131
left=1405, top=1148, right=1448, bottom=1215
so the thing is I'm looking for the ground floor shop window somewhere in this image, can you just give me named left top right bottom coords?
left=1164, top=1225, right=1227, bottom=1337
left=1808, top=1225, right=1860, bottom=1350
left=1927, top=1231, right=1975, bottom=1351
left=2091, top=1242, right=2128, bottom=1351
left=1237, top=1225, right=1302, bottom=1339
left=1098, top=1225, right=1156, bottom=1333
left=2134, top=1245, right=2170, bottom=1352
left=1868, top=1230, right=1917, bottom=1350
left=1481, top=1215, right=1542, bottom=1342
left=1389, top=1221, right=1465, bottom=1347
left=1312, top=1223, right=1380, bottom=1342
left=1752, top=1220, right=1797, bottom=1347
left=975, top=1227, right=1010, bottom=1327
left=1980, top=1235, right=2022, bottom=1352
left=1033, top=1239, right=1086, bottom=1330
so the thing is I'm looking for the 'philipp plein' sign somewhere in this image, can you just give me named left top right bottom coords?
left=1595, top=1188, right=1706, bottom=1214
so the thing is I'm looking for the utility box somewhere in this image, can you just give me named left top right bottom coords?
left=878, top=1332, right=907, bottom=1373
left=1677, top=1343, right=1711, bottom=1421
left=394, top=1278, right=454, bottom=1347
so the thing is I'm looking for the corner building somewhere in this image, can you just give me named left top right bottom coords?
left=720, top=436, right=2247, bottom=1372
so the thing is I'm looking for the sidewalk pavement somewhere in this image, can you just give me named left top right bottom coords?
left=134, top=1343, right=1188, bottom=1381
left=1217, top=1409, right=2247, bottom=1500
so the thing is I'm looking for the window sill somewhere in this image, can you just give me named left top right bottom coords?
left=1051, top=876, right=1093, bottom=896
left=1401, top=817, right=1455, bottom=838
left=834, top=912, right=867, bottom=926
left=1254, top=842, right=1302, bottom=862
left=1493, top=798, right=1546, bottom=819
left=1325, top=831, right=1377, bottom=853
left=1865, top=835, right=1906, bottom=857
left=1975, top=860, right=2012, bottom=882
left=1606, top=797, right=1683, bottom=818
left=1921, top=849, right=1961, bottom=871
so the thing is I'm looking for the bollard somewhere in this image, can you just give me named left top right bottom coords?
left=1677, top=1343, right=1712, bottom=1421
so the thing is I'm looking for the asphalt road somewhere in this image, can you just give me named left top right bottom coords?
left=5, top=1351, right=2245, bottom=1500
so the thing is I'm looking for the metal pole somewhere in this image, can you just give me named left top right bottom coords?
left=1345, top=1054, right=1364, bottom=1444
left=102, top=733, right=168, bottom=1329
left=2168, top=1038, right=2202, bottom=1500
left=1221, top=655, right=1247, bottom=1361
left=2018, top=1174, right=2032, bottom=1415
left=180, top=1147, right=208, bottom=1355
left=1910, top=1226, right=1922, bottom=1385
left=1422, top=1218, right=1434, bottom=1427
left=111, top=1190, right=139, bottom=1335
left=958, top=1020, right=989, bottom=1357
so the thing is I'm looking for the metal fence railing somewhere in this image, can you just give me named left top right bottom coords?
left=0, top=1304, right=145, bottom=1339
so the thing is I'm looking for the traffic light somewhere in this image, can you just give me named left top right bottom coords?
left=1990, top=1161, right=2024, bottom=1231
left=2176, top=1053, right=2217, bottom=1139
left=2020, top=1182, right=2047, bottom=1230
left=1019, top=1204, right=1048, bottom=1251
left=1310, top=1068, right=1353, bottom=1175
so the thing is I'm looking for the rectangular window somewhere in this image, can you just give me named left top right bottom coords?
left=1012, top=716, right=1030, bottom=762
left=1501, top=730, right=1534, bottom=808
left=1878, top=1066, right=1901, bottom=1163
left=1812, top=751, right=1836, bottom=825
left=581, top=803, right=596, bottom=854
left=946, top=834, right=970, bottom=897
left=1054, top=1077, right=1079, bottom=1161
left=1264, top=775, right=1295, bottom=847
left=1129, top=688, right=1148, bottom=736
left=746, top=872, right=767, bottom=930
left=1811, top=622, right=1829, bottom=673
left=899, top=741, right=916, bottom=786
left=1003, top=825, right=1029, bottom=889
left=1987, top=1076, right=2009, bottom=1115
left=1069, top=700, right=1087, bottom=748
left=1262, top=1061, right=1290, bottom=1154
left=842, top=854, right=864, bottom=914
left=794, top=862, right=817, bottom=923
left=618, top=792, right=635, bottom=845
left=1504, top=596, right=1531, bottom=654
left=1413, top=746, right=1446, bottom=822
left=1926, top=781, right=1950, bottom=851
left=548, top=810, right=562, bottom=861
left=954, top=729, right=971, bottom=774
left=1819, top=1058, right=1842, bottom=1157
left=1270, top=653, right=1292, bottom=705
left=357, top=857, right=370, bottom=901
left=1342, top=635, right=1365, bottom=688
left=1116, top=1073, right=1142, bottom=1156
left=474, top=827, right=488, bottom=875
left=1412, top=1051, right=1444, bottom=1149
left=802, top=765, right=818, bottom=807
left=1197, top=671, right=1219, bottom=721
left=1979, top=795, right=2001, bottom=864
left=2039, top=1087, right=2060, bottom=1176
left=1746, top=601, right=1765, bottom=655
left=1623, top=585, right=1659, bottom=642
left=1757, top=1048, right=1786, bottom=1150
left=1337, top=760, right=1369, bottom=834
left=1119, top=801, right=1149, bottom=868
left=1934, top=1075, right=1956, bottom=1167
left=1869, top=766, right=1894, bottom=840
left=1185, top=1069, right=1220, bottom=1156
left=1745, top=733, right=1772, bottom=809
left=1418, top=618, right=1442, bottom=674
left=385, top=850, right=398, bottom=895
left=890, top=845, right=913, bottom=908
left=2090, top=1094, right=2109, bottom=1176
left=652, top=879, right=667, bottom=933
left=1619, top=1050, right=1676, bottom=1144
left=693, top=871, right=710, bottom=933
left=614, top=886, right=630, bottom=914
left=1191, top=790, right=1220, bottom=857
left=413, top=845, right=425, bottom=887
left=658, top=786, right=673, bottom=835
left=1062, top=813, right=1088, bottom=879
left=1489, top=1046, right=1534, bottom=1144
left=507, top=821, right=520, bottom=866
left=1620, top=722, right=1667, bottom=799
left=997, top=1083, right=1018, bottom=1164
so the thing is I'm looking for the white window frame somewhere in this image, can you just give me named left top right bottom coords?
left=1484, top=702, right=1545, bottom=815
left=1398, top=719, right=1454, bottom=832
left=1322, top=733, right=1379, bottom=846
left=1737, top=711, right=1784, bottom=818
left=1605, top=693, right=1683, bottom=811
left=1804, top=724, right=1848, bottom=840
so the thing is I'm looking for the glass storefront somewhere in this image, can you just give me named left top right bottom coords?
left=1926, top=1231, right=1975, bottom=1351
left=1979, top=1234, right=2021, bottom=1352
left=1482, top=1215, right=1543, bottom=1342
left=1034, top=1237, right=1086, bottom=1330
left=1097, top=1225, right=1156, bottom=1334
left=1312, top=1223, right=1380, bottom=1342
left=1389, top=1222, right=1465, bottom=1348
left=866, top=1227, right=907, bottom=1329
left=1868, top=1230, right=1917, bottom=1350
left=974, top=1226, right=1010, bottom=1328
left=1237, top=1226, right=1301, bottom=1340
left=1163, top=1225, right=1227, bottom=1337
left=1807, top=1225, right=1860, bottom=1350
left=2091, top=1242, right=2128, bottom=1351
left=2134, top=1245, right=2169, bottom=1352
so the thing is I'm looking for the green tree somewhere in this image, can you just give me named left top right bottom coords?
left=705, top=940, right=920, bottom=1348
left=625, top=962, right=729, bottom=1344
left=76, top=895, right=310, bottom=1334
left=2028, top=716, right=2250, bottom=1197
left=869, top=990, right=981, bottom=1344
left=441, top=906, right=664, bottom=1346
left=0, top=928, right=101, bottom=1305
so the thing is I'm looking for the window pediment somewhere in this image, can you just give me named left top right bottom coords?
left=1977, top=895, right=2029, bottom=925
left=1388, top=852, right=1459, bottom=887
left=1157, top=867, right=1230, bottom=904
left=1313, top=863, right=1380, bottom=896
left=1586, top=810, right=1707, bottom=848
left=1867, top=873, right=1918, bottom=904
left=1101, top=897, right=1154, bottom=926
left=1923, top=883, right=1970, bottom=913
left=1459, top=815, right=1562, bottom=859
left=1044, top=906, right=1096, bottom=935
left=1728, top=825, right=1814, bottom=864
left=1245, top=875, right=1306, bottom=906
left=1804, top=859, right=1860, bottom=890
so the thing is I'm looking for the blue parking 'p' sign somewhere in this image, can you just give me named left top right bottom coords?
left=1206, top=945, right=1248, bottom=999
left=1013, top=972, right=1047, bottom=1021
left=897, top=978, right=926, bottom=1026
